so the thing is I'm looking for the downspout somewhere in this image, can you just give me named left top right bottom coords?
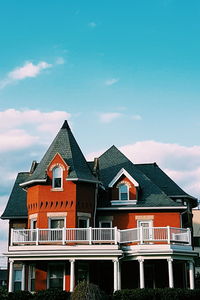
left=93, top=182, right=98, bottom=227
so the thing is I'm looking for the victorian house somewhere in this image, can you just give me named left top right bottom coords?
left=1, top=121, right=198, bottom=293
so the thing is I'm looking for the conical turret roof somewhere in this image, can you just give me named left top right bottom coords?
left=22, top=121, right=97, bottom=186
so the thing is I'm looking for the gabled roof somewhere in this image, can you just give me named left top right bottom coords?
left=108, top=168, right=139, bottom=187
left=1, top=172, right=29, bottom=219
left=135, top=163, right=196, bottom=199
left=22, top=121, right=97, bottom=186
left=98, top=146, right=184, bottom=208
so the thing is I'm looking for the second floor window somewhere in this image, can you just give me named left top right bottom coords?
left=52, top=167, right=62, bottom=189
left=119, top=184, right=129, bottom=200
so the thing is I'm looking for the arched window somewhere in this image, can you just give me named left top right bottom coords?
left=119, top=184, right=129, bottom=200
left=52, top=167, right=62, bottom=189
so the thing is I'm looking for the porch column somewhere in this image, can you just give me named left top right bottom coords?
left=138, top=259, right=145, bottom=288
left=167, top=258, right=174, bottom=288
left=70, top=259, right=75, bottom=292
left=8, top=260, right=14, bottom=292
left=189, top=261, right=195, bottom=290
left=113, top=259, right=118, bottom=292
left=21, top=263, right=25, bottom=291
left=117, top=260, right=121, bottom=290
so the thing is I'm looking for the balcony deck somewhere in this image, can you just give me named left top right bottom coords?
left=10, top=226, right=191, bottom=247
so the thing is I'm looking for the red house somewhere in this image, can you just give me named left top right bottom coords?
left=1, top=121, right=198, bottom=293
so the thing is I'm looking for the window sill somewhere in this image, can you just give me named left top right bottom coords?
left=51, top=188, right=63, bottom=192
left=111, top=200, right=137, bottom=205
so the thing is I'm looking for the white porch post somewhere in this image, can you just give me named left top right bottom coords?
left=189, top=261, right=195, bottom=290
left=117, top=260, right=121, bottom=290
left=138, top=259, right=145, bottom=288
left=167, top=258, right=174, bottom=288
left=8, top=260, right=14, bottom=292
left=21, top=263, right=25, bottom=291
left=70, top=259, right=75, bottom=292
left=113, top=259, right=118, bottom=292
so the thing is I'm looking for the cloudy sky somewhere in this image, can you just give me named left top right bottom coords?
left=1, top=0, right=200, bottom=260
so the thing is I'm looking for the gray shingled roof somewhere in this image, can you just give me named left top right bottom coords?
left=1, top=172, right=29, bottom=219
left=135, top=163, right=191, bottom=197
left=23, top=121, right=97, bottom=185
left=97, top=146, right=183, bottom=207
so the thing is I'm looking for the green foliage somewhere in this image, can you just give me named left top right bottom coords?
left=71, top=280, right=108, bottom=300
left=8, top=290, right=33, bottom=300
left=0, top=286, right=8, bottom=300
left=33, top=289, right=70, bottom=300
left=113, top=288, right=200, bottom=300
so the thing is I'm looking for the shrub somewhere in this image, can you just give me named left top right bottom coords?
left=113, top=288, right=200, bottom=300
left=33, top=289, right=70, bottom=300
left=8, top=290, right=33, bottom=300
left=71, top=280, right=107, bottom=300
left=0, top=286, right=8, bottom=300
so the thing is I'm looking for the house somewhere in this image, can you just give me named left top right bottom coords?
left=192, top=208, right=200, bottom=277
left=1, top=120, right=198, bottom=293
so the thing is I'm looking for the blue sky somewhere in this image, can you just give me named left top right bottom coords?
left=0, top=0, right=200, bottom=258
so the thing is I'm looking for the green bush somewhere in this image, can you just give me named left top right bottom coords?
left=71, top=280, right=108, bottom=300
left=113, top=288, right=200, bottom=300
left=8, top=290, right=33, bottom=300
left=0, top=286, right=8, bottom=300
left=33, top=289, right=70, bottom=300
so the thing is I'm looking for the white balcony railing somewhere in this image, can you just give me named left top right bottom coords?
left=10, top=226, right=191, bottom=246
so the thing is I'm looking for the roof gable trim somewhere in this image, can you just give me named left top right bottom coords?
left=108, top=168, right=139, bottom=188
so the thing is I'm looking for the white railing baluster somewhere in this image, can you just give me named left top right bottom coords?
left=11, top=226, right=191, bottom=246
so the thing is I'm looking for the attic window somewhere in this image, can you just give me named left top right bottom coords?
left=52, top=167, right=62, bottom=189
left=119, top=184, right=129, bottom=201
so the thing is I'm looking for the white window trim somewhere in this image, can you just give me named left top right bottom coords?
left=47, top=263, right=65, bottom=290
left=52, top=166, right=63, bottom=190
left=108, top=168, right=139, bottom=187
left=30, top=219, right=37, bottom=229
left=78, top=217, right=90, bottom=228
left=137, top=219, right=153, bottom=228
left=48, top=216, right=66, bottom=228
left=99, top=220, right=112, bottom=228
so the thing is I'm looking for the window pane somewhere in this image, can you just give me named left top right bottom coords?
left=119, top=184, right=128, bottom=200
left=54, top=178, right=61, bottom=188
left=100, top=222, right=111, bottom=228
left=53, top=167, right=61, bottom=178
left=79, top=219, right=88, bottom=228
left=14, top=270, right=22, bottom=281
left=49, top=265, right=63, bottom=289
left=50, top=219, right=64, bottom=228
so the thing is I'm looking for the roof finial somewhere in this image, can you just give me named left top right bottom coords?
left=61, top=120, right=70, bottom=130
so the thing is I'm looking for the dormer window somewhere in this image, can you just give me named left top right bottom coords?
left=52, top=166, right=62, bottom=189
left=119, top=184, right=129, bottom=200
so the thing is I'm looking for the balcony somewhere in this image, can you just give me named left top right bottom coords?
left=10, top=226, right=191, bottom=246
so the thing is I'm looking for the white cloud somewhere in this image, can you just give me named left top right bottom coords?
left=88, top=22, right=96, bottom=28
left=9, top=61, right=52, bottom=80
left=0, top=109, right=71, bottom=152
left=131, top=114, right=142, bottom=120
left=105, top=78, right=119, bottom=86
left=99, top=112, right=122, bottom=123
left=0, top=61, right=52, bottom=89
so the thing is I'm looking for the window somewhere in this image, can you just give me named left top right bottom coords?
left=52, top=167, right=62, bottom=189
left=48, top=264, right=63, bottom=289
left=13, top=269, right=22, bottom=291
left=99, top=221, right=112, bottom=228
left=29, top=265, right=35, bottom=291
left=50, top=218, right=64, bottom=228
left=78, top=218, right=89, bottom=228
left=119, top=184, right=129, bottom=200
